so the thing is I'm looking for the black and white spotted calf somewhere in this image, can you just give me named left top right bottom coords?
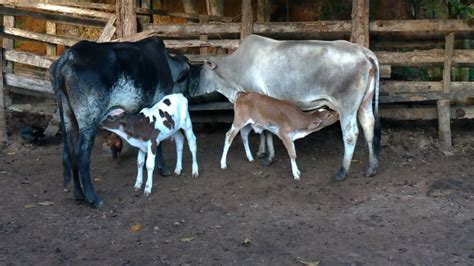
left=101, top=93, right=199, bottom=196
left=49, top=36, right=191, bottom=207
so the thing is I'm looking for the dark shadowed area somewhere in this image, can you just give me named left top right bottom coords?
left=1, top=112, right=473, bottom=265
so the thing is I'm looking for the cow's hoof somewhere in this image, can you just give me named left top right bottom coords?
left=93, top=198, right=104, bottom=209
left=73, top=190, right=85, bottom=201
left=259, top=158, right=273, bottom=166
left=365, top=166, right=378, bottom=177
left=256, top=151, right=266, bottom=159
left=332, top=168, right=348, bottom=182
left=173, top=170, right=182, bottom=176
left=192, top=172, right=199, bottom=178
left=159, top=167, right=172, bottom=177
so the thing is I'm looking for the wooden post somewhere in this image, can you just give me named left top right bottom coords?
left=141, top=0, right=152, bottom=23
left=206, top=0, right=224, bottom=16
left=241, top=0, right=253, bottom=40
left=437, top=32, right=454, bottom=152
left=0, top=49, right=7, bottom=142
left=257, top=0, right=271, bottom=22
left=199, top=15, right=209, bottom=55
left=350, top=0, right=369, bottom=48
left=116, top=0, right=137, bottom=38
left=182, top=0, right=198, bottom=14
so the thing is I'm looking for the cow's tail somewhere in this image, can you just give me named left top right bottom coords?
left=49, top=52, right=73, bottom=186
left=366, top=51, right=381, bottom=157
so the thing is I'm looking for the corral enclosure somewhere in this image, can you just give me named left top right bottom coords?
left=0, top=0, right=474, bottom=264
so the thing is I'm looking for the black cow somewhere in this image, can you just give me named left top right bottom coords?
left=49, top=36, right=191, bottom=208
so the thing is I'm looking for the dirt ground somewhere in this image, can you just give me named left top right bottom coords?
left=1, top=112, right=473, bottom=265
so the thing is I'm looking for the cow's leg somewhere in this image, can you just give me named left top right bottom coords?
left=75, top=127, right=103, bottom=208
left=240, top=125, right=254, bottom=162
left=279, top=133, right=300, bottom=180
left=358, top=98, right=379, bottom=177
left=256, top=132, right=266, bottom=158
left=134, top=150, right=146, bottom=191
left=333, top=113, right=359, bottom=182
left=173, top=131, right=184, bottom=176
left=144, top=144, right=157, bottom=196
left=260, top=131, right=275, bottom=166
left=155, top=143, right=172, bottom=177
left=183, top=121, right=199, bottom=178
left=220, top=124, right=242, bottom=170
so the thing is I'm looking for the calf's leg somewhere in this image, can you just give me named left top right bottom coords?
left=256, top=132, right=266, bottom=158
left=173, top=131, right=184, bottom=176
left=240, top=125, right=254, bottom=162
left=183, top=121, right=199, bottom=178
left=144, top=143, right=157, bottom=196
left=279, top=133, right=300, bottom=180
left=220, top=124, right=242, bottom=170
left=134, top=150, right=146, bottom=191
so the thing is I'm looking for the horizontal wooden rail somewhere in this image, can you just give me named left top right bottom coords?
left=0, top=5, right=106, bottom=28
left=164, top=39, right=239, bottom=49
left=380, top=81, right=474, bottom=103
left=370, top=19, right=473, bottom=35
left=4, top=50, right=56, bottom=69
left=376, top=49, right=474, bottom=66
left=47, top=1, right=115, bottom=11
left=4, top=73, right=53, bottom=95
left=1, top=27, right=81, bottom=46
left=1, top=2, right=111, bottom=19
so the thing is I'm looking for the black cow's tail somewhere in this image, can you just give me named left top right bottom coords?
left=366, top=52, right=381, bottom=158
left=49, top=52, right=73, bottom=186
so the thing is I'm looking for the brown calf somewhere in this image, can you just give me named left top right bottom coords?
left=105, top=133, right=123, bottom=163
left=221, top=92, right=339, bottom=180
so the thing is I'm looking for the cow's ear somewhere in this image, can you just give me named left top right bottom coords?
left=204, top=59, right=217, bottom=70
left=106, top=107, right=125, bottom=118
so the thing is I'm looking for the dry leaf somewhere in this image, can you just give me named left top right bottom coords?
left=37, top=201, right=54, bottom=206
left=300, top=260, right=320, bottom=266
left=24, top=203, right=36, bottom=208
left=130, top=223, right=142, bottom=232
left=180, top=237, right=194, bottom=242
left=242, top=238, right=251, bottom=247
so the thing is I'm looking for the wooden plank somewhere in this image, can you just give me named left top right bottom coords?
left=380, top=106, right=474, bottom=120
left=241, top=0, right=253, bottom=39
left=97, top=15, right=117, bottom=42
left=206, top=0, right=224, bottom=16
left=370, top=19, right=473, bottom=35
left=4, top=73, right=53, bottom=95
left=350, top=0, right=369, bottom=47
left=189, top=101, right=233, bottom=111
left=199, top=15, right=209, bottom=56
left=0, top=49, right=7, bottom=142
left=46, top=21, right=57, bottom=56
left=2, top=14, right=14, bottom=109
left=4, top=49, right=56, bottom=69
left=164, top=39, right=239, bottom=49
left=116, top=0, right=137, bottom=38
left=2, top=2, right=111, bottom=19
left=380, top=81, right=474, bottom=102
left=7, top=103, right=56, bottom=116
left=375, top=49, right=474, bottom=66
left=2, top=27, right=80, bottom=46
left=0, top=5, right=106, bottom=28
left=136, top=8, right=233, bottom=22
left=437, top=32, right=455, bottom=151
left=47, top=1, right=115, bottom=11
left=142, top=21, right=352, bottom=37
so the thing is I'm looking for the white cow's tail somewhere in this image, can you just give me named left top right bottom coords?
left=366, top=51, right=381, bottom=157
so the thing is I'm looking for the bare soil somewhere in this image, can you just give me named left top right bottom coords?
left=1, top=112, right=473, bottom=265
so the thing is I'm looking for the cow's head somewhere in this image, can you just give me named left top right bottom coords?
left=190, top=59, right=226, bottom=97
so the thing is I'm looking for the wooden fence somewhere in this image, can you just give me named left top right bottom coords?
left=0, top=0, right=473, bottom=151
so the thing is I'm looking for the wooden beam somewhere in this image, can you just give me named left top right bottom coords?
left=350, top=0, right=369, bottom=47
left=97, top=15, right=117, bottom=42
left=46, top=21, right=57, bottom=56
left=240, top=0, right=253, bottom=39
left=380, top=106, right=474, bottom=120
left=370, top=19, right=473, bottom=35
left=0, top=49, right=7, bottom=142
left=4, top=73, right=53, bottom=95
left=437, top=32, right=455, bottom=151
left=2, top=14, right=14, bottom=110
left=4, top=49, right=55, bottom=69
left=32, top=1, right=115, bottom=11
left=164, top=39, right=239, bottom=49
left=257, top=0, right=271, bottom=22
left=115, top=0, right=137, bottom=38
left=206, top=0, right=224, bottom=16
left=1, top=27, right=80, bottom=46
left=0, top=5, right=106, bottom=28
left=3, top=2, right=111, bottom=19
left=375, top=49, right=474, bottom=66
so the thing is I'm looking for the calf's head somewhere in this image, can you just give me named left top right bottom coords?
left=308, top=109, right=339, bottom=131
left=101, top=107, right=161, bottom=153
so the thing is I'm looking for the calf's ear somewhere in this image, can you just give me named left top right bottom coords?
left=106, top=107, right=125, bottom=118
